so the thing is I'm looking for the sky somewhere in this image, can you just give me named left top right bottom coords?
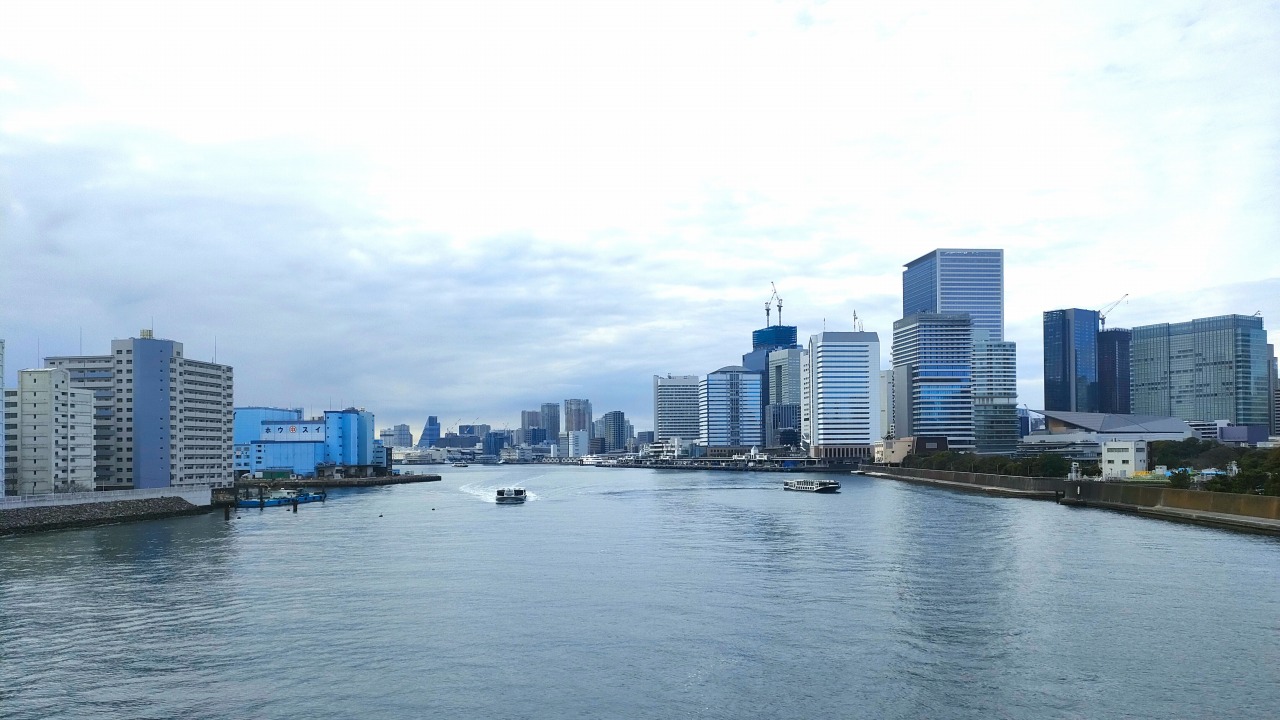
left=2, top=0, right=1278, bottom=435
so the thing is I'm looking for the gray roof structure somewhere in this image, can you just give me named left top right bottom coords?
left=1035, top=410, right=1194, bottom=434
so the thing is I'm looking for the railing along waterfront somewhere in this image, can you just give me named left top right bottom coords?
left=0, top=485, right=213, bottom=509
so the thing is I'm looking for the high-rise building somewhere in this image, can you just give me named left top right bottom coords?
left=379, top=427, right=397, bottom=447
left=46, top=331, right=234, bottom=490
left=3, top=368, right=94, bottom=495
left=520, top=410, right=542, bottom=431
left=891, top=314, right=974, bottom=450
left=1043, top=308, right=1100, bottom=412
left=1097, top=329, right=1132, bottom=414
left=390, top=424, right=412, bottom=448
left=764, top=347, right=803, bottom=449
left=802, top=332, right=881, bottom=460
left=417, top=416, right=441, bottom=448
left=1, top=338, right=6, bottom=492
left=878, top=369, right=894, bottom=440
left=743, top=323, right=799, bottom=440
left=601, top=410, right=628, bottom=452
left=540, top=403, right=560, bottom=442
left=653, top=374, right=700, bottom=442
left=1270, top=349, right=1279, bottom=436
left=1131, top=314, right=1271, bottom=425
left=699, top=366, right=763, bottom=448
left=564, top=399, right=592, bottom=435
left=972, top=333, right=1019, bottom=455
left=903, top=249, right=1005, bottom=341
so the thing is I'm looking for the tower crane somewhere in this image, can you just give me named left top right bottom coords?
left=1099, top=293, right=1128, bottom=331
left=766, top=282, right=783, bottom=326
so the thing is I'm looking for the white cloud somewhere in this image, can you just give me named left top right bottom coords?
left=1, top=0, right=1277, bottom=432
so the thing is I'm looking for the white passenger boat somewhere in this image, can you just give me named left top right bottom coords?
left=783, top=478, right=841, bottom=493
left=495, top=487, right=527, bottom=504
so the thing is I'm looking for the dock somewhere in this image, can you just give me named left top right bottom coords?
left=234, top=474, right=441, bottom=489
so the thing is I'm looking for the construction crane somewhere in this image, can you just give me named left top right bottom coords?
left=765, top=282, right=783, bottom=326
left=1099, top=293, right=1128, bottom=331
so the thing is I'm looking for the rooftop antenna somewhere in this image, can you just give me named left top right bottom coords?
left=79, top=327, right=83, bottom=355
left=213, top=335, right=217, bottom=363
left=852, top=310, right=864, bottom=332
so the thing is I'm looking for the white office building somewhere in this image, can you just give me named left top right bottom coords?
left=803, top=332, right=881, bottom=460
left=653, top=374, right=700, bottom=442
left=700, top=366, right=763, bottom=448
left=560, top=429, right=590, bottom=458
left=3, top=368, right=94, bottom=495
left=46, top=331, right=234, bottom=489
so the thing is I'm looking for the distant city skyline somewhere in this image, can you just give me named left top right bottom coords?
left=2, top=2, right=1278, bottom=433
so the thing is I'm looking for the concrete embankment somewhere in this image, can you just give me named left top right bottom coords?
left=0, top=497, right=206, bottom=535
left=1058, top=481, right=1280, bottom=536
left=861, top=465, right=1063, bottom=500
left=863, top=465, right=1280, bottom=536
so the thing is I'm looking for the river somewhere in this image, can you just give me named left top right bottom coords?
left=2, top=466, right=1277, bottom=719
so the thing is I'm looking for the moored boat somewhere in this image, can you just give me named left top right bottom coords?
left=495, top=487, right=526, bottom=504
left=236, top=488, right=328, bottom=508
left=452, top=462, right=469, bottom=467
left=783, top=478, right=841, bottom=493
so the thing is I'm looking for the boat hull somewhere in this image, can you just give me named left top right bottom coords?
left=236, top=492, right=327, bottom=508
left=783, top=482, right=841, bottom=493
left=494, top=497, right=526, bottom=504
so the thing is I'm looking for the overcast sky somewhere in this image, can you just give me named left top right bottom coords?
left=2, top=0, right=1278, bottom=434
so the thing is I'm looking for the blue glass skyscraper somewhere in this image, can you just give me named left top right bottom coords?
left=1043, top=309, right=1100, bottom=412
left=903, top=249, right=1005, bottom=342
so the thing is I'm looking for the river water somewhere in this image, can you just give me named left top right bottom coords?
left=2, top=466, right=1277, bottom=719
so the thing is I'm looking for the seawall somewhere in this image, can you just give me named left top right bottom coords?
left=863, top=465, right=1280, bottom=536
left=0, top=497, right=207, bottom=535
left=861, top=465, right=1063, bottom=499
left=1058, top=480, right=1280, bottom=536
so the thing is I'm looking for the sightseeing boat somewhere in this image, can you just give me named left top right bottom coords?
left=236, top=488, right=327, bottom=508
left=783, top=478, right=841, bottom=493
left=495, top=487, right=527, bottom=504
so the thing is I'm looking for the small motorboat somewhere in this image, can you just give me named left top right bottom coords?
left=236, top=488, right=328, bottom=508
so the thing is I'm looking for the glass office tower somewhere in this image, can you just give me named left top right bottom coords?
left=903, top=249, right=1005, bottom=342
left=1043, top=308, right=1100, bottom=413
left=1097, top=329, right=1132, bottom=414
left=1131, top=314, right=1270, bottom=425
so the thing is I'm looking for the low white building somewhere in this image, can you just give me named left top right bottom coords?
left=3, top=368, right=94, bottom=495
left=1100, top=440, right=1148, bottom=478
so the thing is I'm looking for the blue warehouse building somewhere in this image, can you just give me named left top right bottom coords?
left=234, top=406, right=379, bottom=477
